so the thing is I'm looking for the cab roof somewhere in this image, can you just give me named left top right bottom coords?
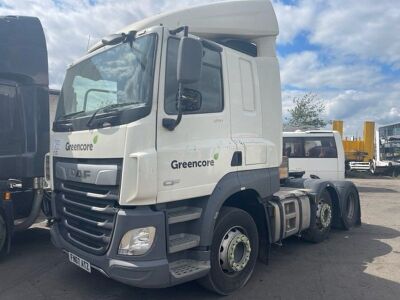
left=88, top=0, right=278, bottom=54
left=283, top=130, right=339, bottom=137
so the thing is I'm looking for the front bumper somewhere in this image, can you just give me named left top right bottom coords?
left=51, top=206, right=173, bottom=288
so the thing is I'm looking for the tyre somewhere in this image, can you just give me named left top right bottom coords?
left=198, top=207, right=259, bottom=295
left=340, top=186, right=360, bottom=229
left=302, top=189, right=332, bottom=243
left=0, top=212, right=7, bottom=256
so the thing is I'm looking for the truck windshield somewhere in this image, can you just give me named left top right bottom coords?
left=55, top=34, right=157, bottom=129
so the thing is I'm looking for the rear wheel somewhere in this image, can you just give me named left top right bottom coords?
left=0, top=213, right=7, bottom=255
left=198, top=207, right=259, bottom=295
left=341, top=186, right=360, bottom=229
left=302, top=189, right=332, bottom=243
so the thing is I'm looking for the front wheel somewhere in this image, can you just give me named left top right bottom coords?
left=198, top=207, right=259, bottom=295
left=0, top=212, right=8, bottom=256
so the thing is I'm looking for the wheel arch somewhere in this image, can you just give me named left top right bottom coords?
left=221, top=189, right=271, bottom=263
left=198, top=170, right=277, bottom=263
left=285, top=178, right=344, bottom=229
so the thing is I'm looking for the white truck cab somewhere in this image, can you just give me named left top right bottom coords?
left=283, top=131, right=345, bottom=180
left=48, top=1, right=360, bottom=295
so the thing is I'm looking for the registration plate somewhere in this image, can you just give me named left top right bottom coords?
left=69, top=252, right=91, bottom=273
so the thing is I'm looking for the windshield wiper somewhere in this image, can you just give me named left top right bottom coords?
left=58, top=110, right=85, bottom=121
left=86, top=102, right=139, bottom=128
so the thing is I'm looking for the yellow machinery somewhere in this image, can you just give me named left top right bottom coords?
left=332, top=120, right=375, bottom=162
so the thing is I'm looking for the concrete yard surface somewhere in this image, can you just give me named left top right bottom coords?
left=0, top=178, right=399, bottom=299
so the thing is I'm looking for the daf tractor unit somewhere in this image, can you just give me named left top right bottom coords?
left=48, top=1, right=361, bottom=294
left=0, top=16, right=49, bottom=256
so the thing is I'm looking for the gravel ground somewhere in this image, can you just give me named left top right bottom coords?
left=0, top=177, right=399, bottom=300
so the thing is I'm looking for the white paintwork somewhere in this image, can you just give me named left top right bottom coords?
left=51, top=26, right=163, bottom=206
left=89, top=0, right=278, bottom=56
left=51, top=1, right=282, bottom=206
left=283, top=131, right=345, bottom=180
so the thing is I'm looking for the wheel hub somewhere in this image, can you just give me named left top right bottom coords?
left=219, top=227, right=251, bottom=273
left=317, top=202, right=332, bottom=229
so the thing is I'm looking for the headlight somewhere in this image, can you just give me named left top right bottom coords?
left=118, top=227, right=156, bottom=256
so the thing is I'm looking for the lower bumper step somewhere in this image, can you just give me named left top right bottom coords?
left=168, top=233, right=200, bottom=253
left=170, top=259, right=210, bottom=279
left=167, top=206, right=202, bottom=224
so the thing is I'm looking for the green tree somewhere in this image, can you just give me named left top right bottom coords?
left=286, top=93, right=327, bottom=129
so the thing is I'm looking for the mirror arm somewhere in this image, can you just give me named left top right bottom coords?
left=162, top=83, right=184, bottom=131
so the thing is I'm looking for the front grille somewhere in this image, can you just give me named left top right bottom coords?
left=54, top=159, right=121, bottom=255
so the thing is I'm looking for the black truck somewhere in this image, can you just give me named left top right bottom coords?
left=0, top=16, right=49, bottom=255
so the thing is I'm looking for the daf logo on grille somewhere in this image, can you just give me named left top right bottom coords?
left=69, top=169, right=91, bottom=179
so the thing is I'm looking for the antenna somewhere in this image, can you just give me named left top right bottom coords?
left=86, top=34, right=91, bottom=51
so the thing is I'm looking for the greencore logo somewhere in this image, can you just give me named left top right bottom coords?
left=65, top=135, right=98, bottom=151
left=65, top=142, right=93, bottom=151
left=171, top=159, right=214, bottom=169
left=171, top=153, right=219, bottom=169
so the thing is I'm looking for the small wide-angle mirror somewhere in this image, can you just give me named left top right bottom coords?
left=177, top=88, right=202, bottom=112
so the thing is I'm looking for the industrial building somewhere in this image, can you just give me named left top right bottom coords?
left=379, top=122, right=400, bottom=139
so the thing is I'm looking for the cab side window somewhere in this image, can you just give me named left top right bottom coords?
left=283, top=137, right=304, bottom=158
left=304, top=137, right=337, bottom=158
left=164, top=38, right=223, bottom=114
left=283, top=136, right=337, bottom=158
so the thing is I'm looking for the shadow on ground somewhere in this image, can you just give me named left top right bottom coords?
left=1, top=222, right=399, bottom=300
left=356, top=186, right=398, bottom=193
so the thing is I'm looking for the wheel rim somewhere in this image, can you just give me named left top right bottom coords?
left=0, top=215, right=6, bottom=251
left=346, top=193, right=355, bottom=220
left=219, top=226, right=251, bottom=274
left=316, top=201, right=332, bottom=229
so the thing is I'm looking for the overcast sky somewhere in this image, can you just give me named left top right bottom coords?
left=0, top=0, right=399, bottom=136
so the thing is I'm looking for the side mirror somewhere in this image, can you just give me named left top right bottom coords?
left=162, top=36, right=203, bottom=131
left=177, top=37, right=203, bottom=84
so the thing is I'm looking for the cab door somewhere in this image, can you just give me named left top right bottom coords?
left=156, top=36, right=236, bottom=203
